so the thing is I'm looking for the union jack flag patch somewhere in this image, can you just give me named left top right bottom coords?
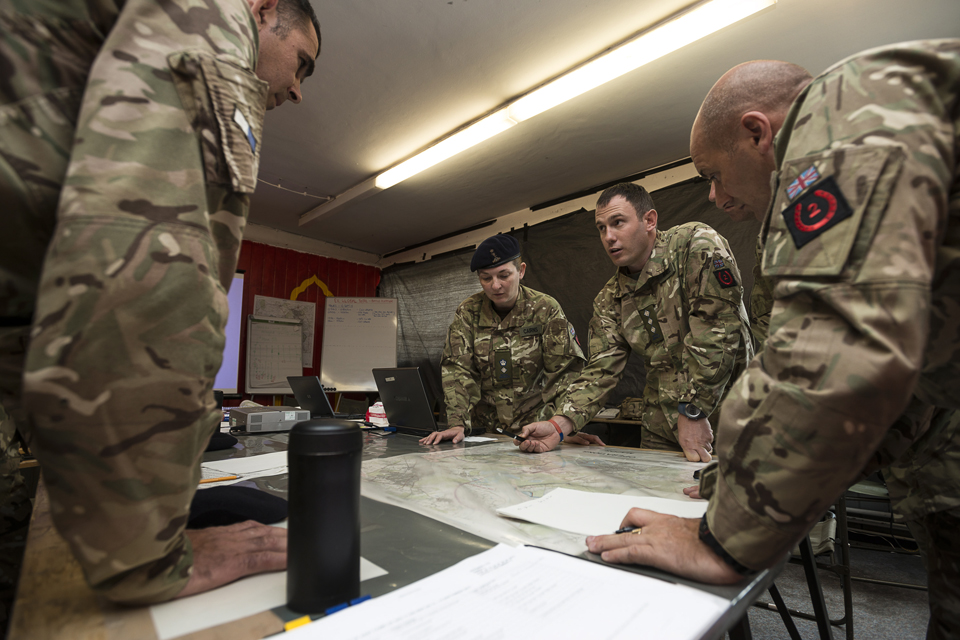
left=786, top=165, right=820, bottom=199
left=713, top=258, right=725, bottom=270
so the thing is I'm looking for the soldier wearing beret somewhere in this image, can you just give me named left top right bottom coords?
left=586, top=40, right=960, bottom=638
left=517, top=183, right=752, bottom=462
left=421, top=234, right=600, bottom=447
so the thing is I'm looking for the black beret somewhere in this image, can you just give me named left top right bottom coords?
left=470, top=234, right=521, bottom=272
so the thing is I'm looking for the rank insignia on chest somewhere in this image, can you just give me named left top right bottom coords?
left=641, top=305, right=663, bottom=343
left=713, top=257, right=725, bottom=270
left=495, top=348, right=512, bottom=383
left=713, top=268, right=738, bottom=288
left=781, top=175, right=854, bottom=249
left=520, top=324, right=543, bottom=337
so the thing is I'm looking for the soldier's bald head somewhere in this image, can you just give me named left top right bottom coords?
left=692, top=60, right=812, bottom=152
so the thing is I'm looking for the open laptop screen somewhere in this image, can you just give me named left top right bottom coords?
left=287, top=376, right=336, bottom=418
left=372, top=368, right=439, bottom=436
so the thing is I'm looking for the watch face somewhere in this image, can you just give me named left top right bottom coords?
left=684, top=404, right=702, bottom=419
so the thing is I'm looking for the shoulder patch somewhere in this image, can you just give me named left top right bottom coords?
left=786, top=165, right=820, bottom=199
left=781, top=175, right=854, bottom=248
left=713, top=268, right=738, bottom=288
left=713, top=257, right=725, bottom=270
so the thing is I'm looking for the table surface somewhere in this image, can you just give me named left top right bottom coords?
left=9, top=431, right=781, bottom=640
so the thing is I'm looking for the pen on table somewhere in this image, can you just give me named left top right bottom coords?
left=614, top=525, right=640, bottom=534
left=282, top=594, right=372, bottom=630
left=199, top=475, right=239, bottom=484
left=495, top=427, right=525, bottom=442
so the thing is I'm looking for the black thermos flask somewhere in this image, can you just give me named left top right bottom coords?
left=286, top=419, right=363, bottom=613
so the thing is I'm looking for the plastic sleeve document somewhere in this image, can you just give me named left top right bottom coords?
left=286, top=544, right=728, bottom=640
left=496, top=487, right=708, bottom=536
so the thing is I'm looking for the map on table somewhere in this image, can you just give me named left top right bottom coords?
left=361, top=443, right=703, bottom=555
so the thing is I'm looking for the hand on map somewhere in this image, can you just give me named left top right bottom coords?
left=515, top=415, right=600, bottom=453
left=178, top=521, right=287, bottom=598
left=683, top=485, right=701, bottom=499
left=565, top=432, right=606, bottom=446
left=420, top=426, right=465, bottom=445
left=514, top=420, right=563, bottom=452
left=677, top=415, right=713, bottom=462
left=585, top=509, right=741, bottom=585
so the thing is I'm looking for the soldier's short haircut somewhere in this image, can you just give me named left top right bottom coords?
left=510, top=256, right=522, bottom=270
left=696, top=61, right=811, bottom=151
left=273, top=0, right=322, bottom=56
left=596, top=183, right=655, bottom=218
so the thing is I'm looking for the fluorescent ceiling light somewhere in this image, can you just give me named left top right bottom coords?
left=301, top=0, right=774, bottom=225
left=509, top=0, right=776, bottom=122
left=376, top=110, right=519, bottom=189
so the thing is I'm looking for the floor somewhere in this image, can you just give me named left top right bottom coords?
left=743, top=546, right=929, bottom=639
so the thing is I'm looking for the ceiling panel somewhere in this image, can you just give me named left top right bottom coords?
left=247, top=0, right=960, bottom=256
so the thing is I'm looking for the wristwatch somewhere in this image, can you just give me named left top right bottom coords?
left=678, top=402, right=704, bottom=420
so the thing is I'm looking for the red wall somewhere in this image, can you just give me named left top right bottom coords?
left=234, top=240, right=380, bottom=403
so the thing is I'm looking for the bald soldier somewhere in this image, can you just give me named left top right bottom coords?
left=585, top=40, right=960, bottom=638
left=0, top=0, right=319, bottom=606
left=517, top=183, right=752, bottom=460
left=422, top=234, right=599, bottom=446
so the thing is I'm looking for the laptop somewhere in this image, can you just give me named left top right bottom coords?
left=287, top=376, right=365, bottom=420
left=372, top=367, right=442, bottom=436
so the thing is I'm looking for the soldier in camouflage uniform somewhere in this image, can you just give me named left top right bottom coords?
left=0, top=0, right=319, bottom=606
left=586, top=40, right=960, bottom=638
left=519, top=183, right=752, bottom=461
left=422, top=234, right=595, bottom=446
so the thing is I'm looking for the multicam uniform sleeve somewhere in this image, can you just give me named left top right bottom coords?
left=704, top=42, right=960, bottom=571
left=440, top=306, right=482, bottom=435
left=19, top=0, right=266, bottom=604
left=748, top=234, right=774, bottom=351
left=535, top=306, right=586, bottom=422
left=674, top=227, right=752, bottom=416
left=557, top=282, right=631, bottom=432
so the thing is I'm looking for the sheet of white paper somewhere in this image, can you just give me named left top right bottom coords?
left=462, top=436, right=497, bottom=442
left=150, top=556, right=387, bottom=640
left=286, top=544, right=728, bottom=640
left=198, top=451, right=288, bottom=488
left=496, top=487, right=707, bottom=536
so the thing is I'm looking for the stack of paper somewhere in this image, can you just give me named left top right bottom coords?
left=285, top=544, right=728, bottom=640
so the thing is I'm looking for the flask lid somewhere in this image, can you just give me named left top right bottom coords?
left=289, top=419, right=363, bottom=454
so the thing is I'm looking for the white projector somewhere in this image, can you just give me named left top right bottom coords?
left=230, top=406, right=310, bottom=432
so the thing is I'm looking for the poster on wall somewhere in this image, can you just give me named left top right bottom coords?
left=253, top=295, right=317, bottom=367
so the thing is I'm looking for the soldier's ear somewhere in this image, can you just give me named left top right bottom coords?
left=741, top=111, right=774, bottom=156
left=518, top=263, right=526, bottom=279
left=642, top=208, right=658, bottom=232
left=249, top=0, right=280, bottom=28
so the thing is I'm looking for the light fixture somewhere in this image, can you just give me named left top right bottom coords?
left=300, top=0, right=775, bottom=225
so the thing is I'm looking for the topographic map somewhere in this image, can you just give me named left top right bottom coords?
left=361, top=442, right=702, bottom=554
left=253, top=295, right=316, bottom=367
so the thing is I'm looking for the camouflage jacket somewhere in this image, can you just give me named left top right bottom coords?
left=1, top=0, right=265, bottom=604
left=748, top=234, right=773, bottom=351
left=702, top=39, right=960, bottom=571
left=558, top=223, right=753, bottom=442
left=441, top=285, right=585, bottom=435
